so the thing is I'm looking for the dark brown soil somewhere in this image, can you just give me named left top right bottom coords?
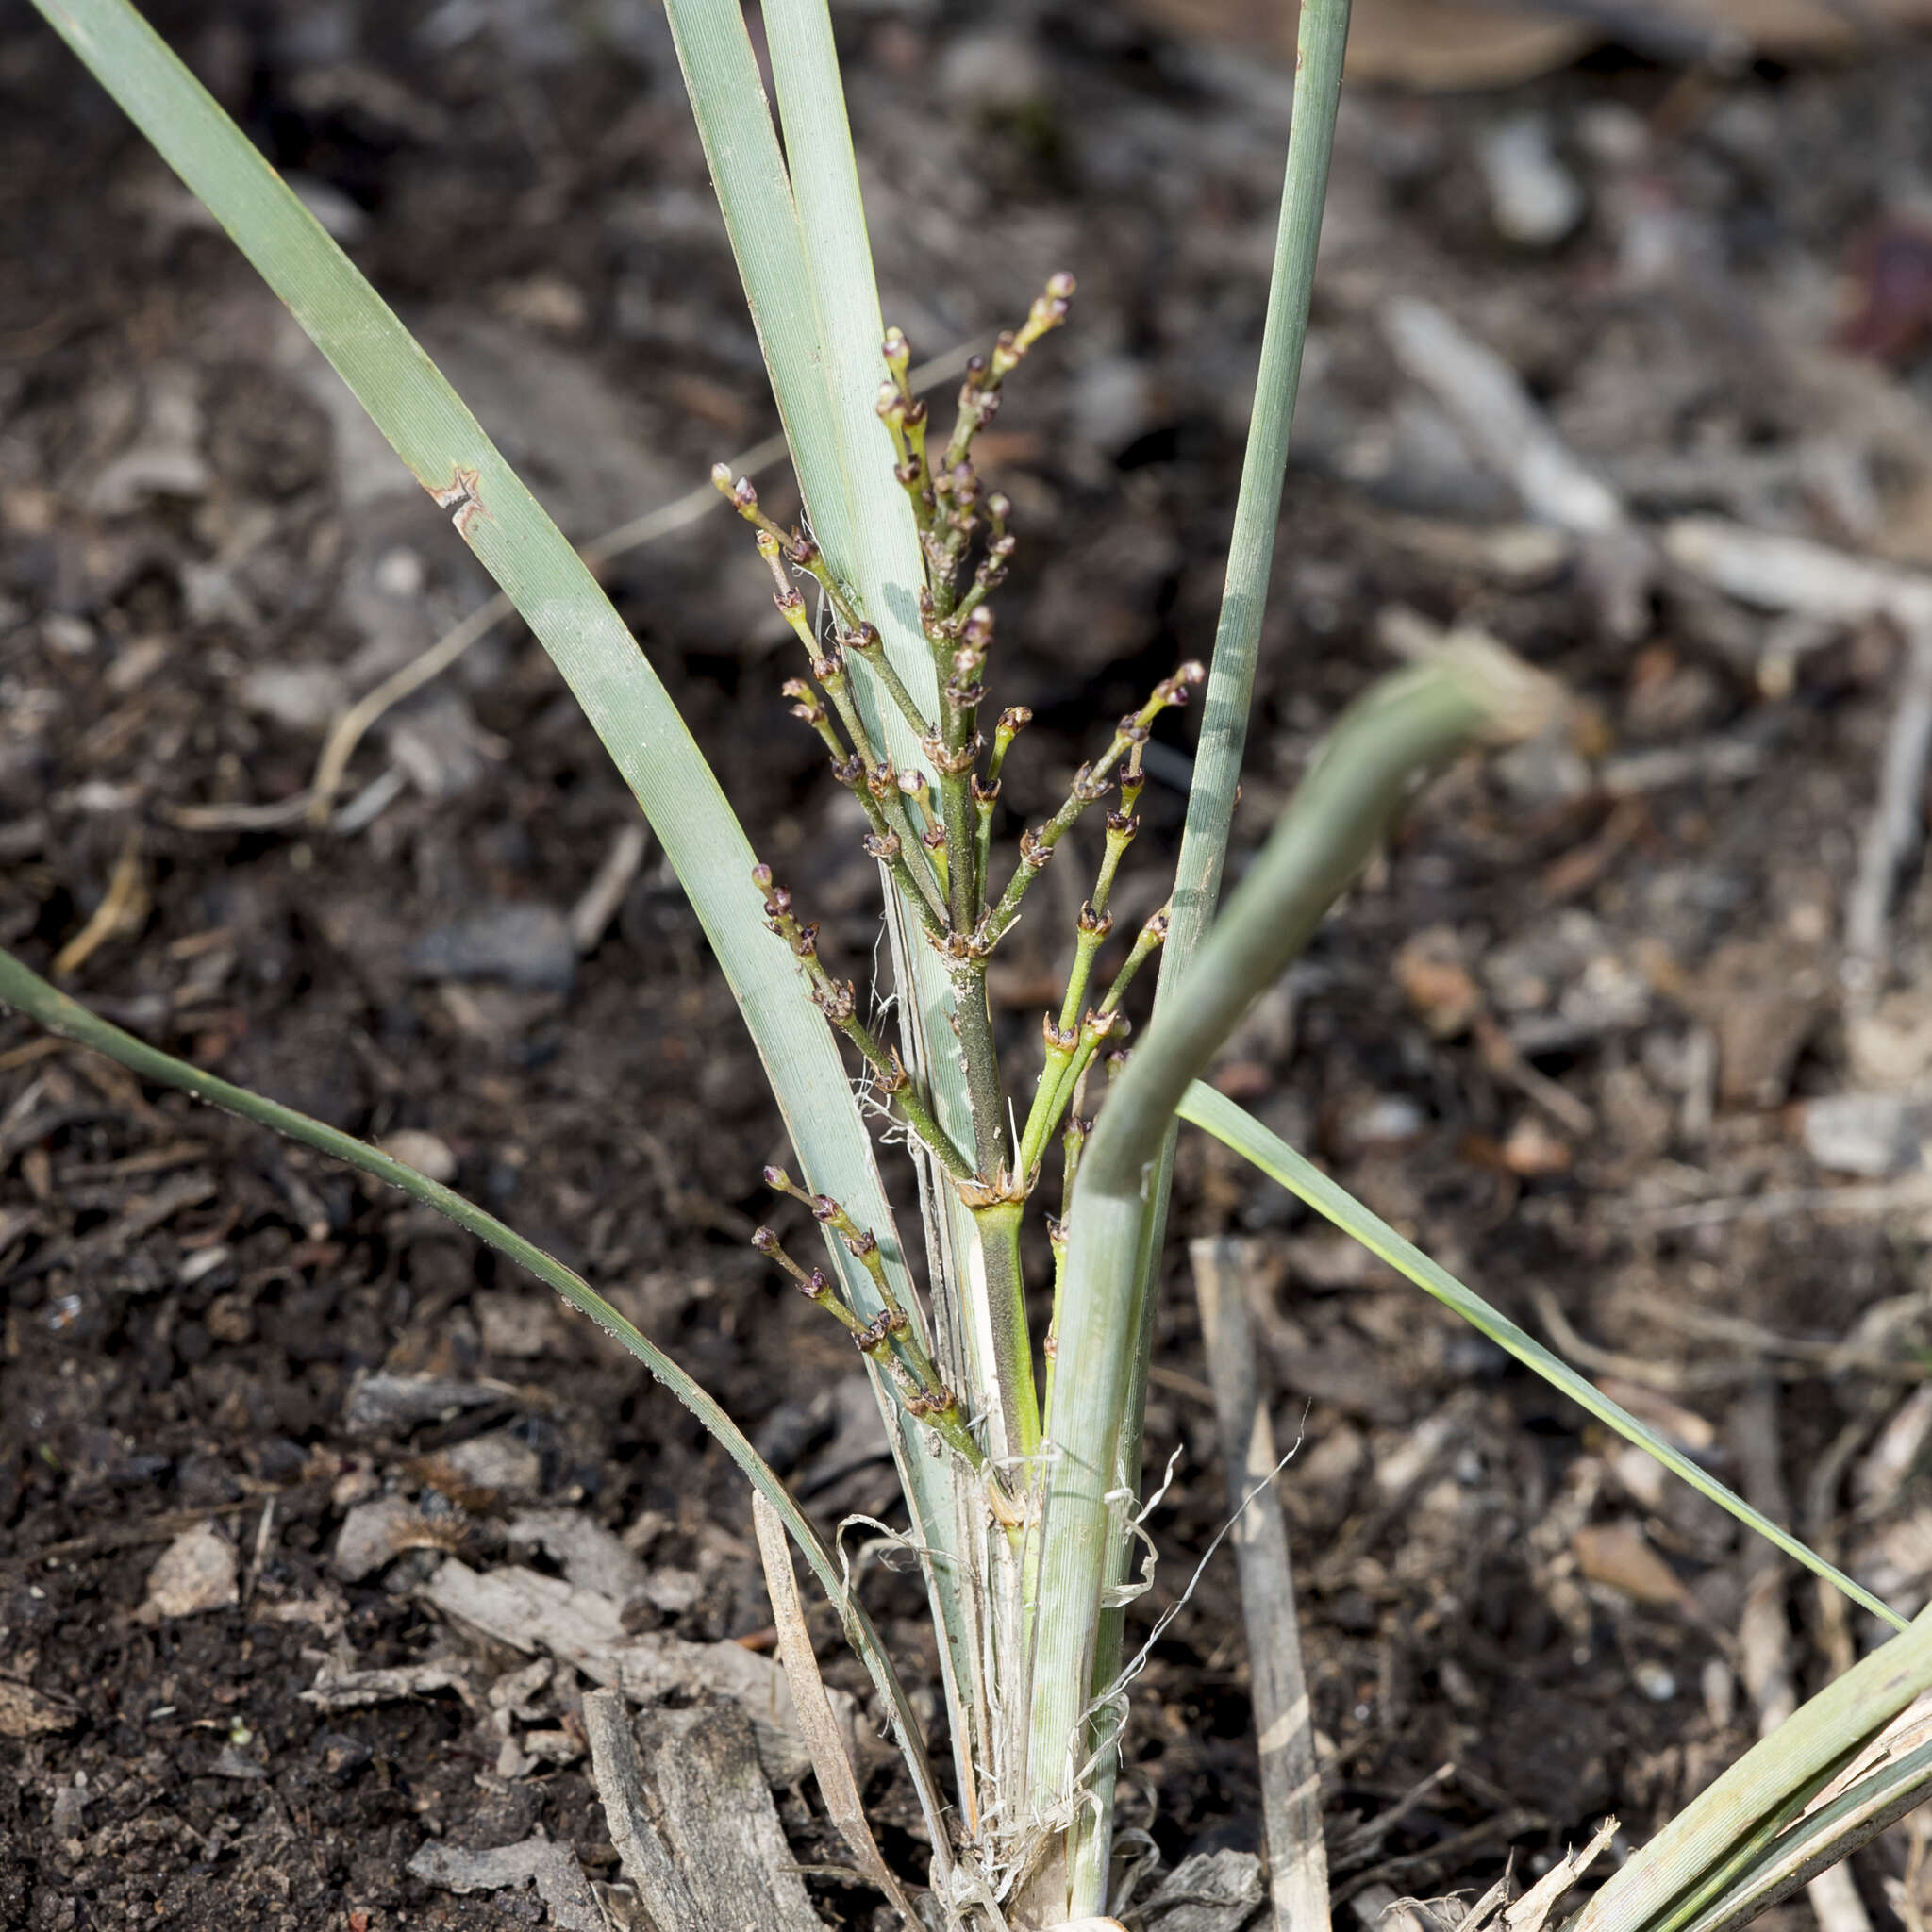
left=9, top=2, right=1932, bottom=1927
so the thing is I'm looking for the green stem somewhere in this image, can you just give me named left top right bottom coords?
left=1029, top=638, right=1554, bottom=1910
left=971, top=1199, right=1039, bottom=1465
left=828, top=1009, right=975, bottom=1182
left=939, top=772, right=980, bottom=935
left=1037, top=1108, right=1083, bottom=1445
left=817, top=675, right=950, bottom=930
left=972, top=778, right=996, bottom=919
left=946, top=961, right=1008, bottom=1181
left=1018, top=904, right=1166, bottom=1181
left=854, top=637, right=936, bottom=743
left=977, top=668, right=1198, bottom=953
left=1046, top=5, right=1357, bottom=1911
left=1016, top=1032, right=1078, bottom=1185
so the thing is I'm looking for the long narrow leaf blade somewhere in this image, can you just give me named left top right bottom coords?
left=1573, top=1611, right=1932, bottom=1932
left=1177, top=1078, right=1904, bottom=1629
left=657, top=0, right=989, bottom=1785
left=750, top=0, right=982, bottom=1154
left=0, top=944, right=951, bottom=1868
left=758, top=0, right=929, bottom=687
left=1670, top=1739, right=1932, bottom=1932
left=1052, top=6, right=1353, bottom=1905
left=707, top=0, right=985, bottom=1294
left=1158, top=0, right=1355, bottom=978
left=658, top=0, right=858, bottom=574
left=28, top=0, right=913, bottom=1336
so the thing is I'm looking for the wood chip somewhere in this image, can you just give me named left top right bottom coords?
left=300, top=1659, right=476, bottom=1711
left=407, top=1835, right=605, bottom=1930
left=583, top=1686, right=708, bottom=1931
left=0, top=1676, right=78, bottom=1738
left=1572, top=1521, right=1691, bottom=1610
left=1663, top=516, right=1932, bottom=627
left=506, top=1508, right=651, bottom=1602
left=331, top=1495, right=459, bottom=1581
left=343, top=1372, right=507, bottom=1436
left=425, top=1557, right=626, bottom=1680
left=1192, top=1238, right=1328, bottom=1932
left=636, top=1704, right=824, bottom=1932
left=137, top=1523, right=239, bottom=1622
left=1139, top=1849, right=1267, bottom=1931
left=422, top=1556, right=849, bottom=1782
left=1500, top=1818, right=1619, bottom=1932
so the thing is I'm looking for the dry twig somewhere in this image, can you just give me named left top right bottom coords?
left=752, top=1490, right=921, bottom=1927
left=1191, top=1236, right=1328, bottom=1932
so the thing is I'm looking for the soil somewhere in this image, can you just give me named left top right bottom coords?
left=9, top=2, right=1932, bottom=1928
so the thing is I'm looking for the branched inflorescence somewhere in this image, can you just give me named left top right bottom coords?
left=724, top=276, right=1198, bottom=1477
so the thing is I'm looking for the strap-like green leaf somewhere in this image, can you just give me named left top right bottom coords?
left=658, top=0, right=989, bottom=1803
left=1034, top=6, right=1354, bottom=1907
left=0, top=942, right=951, bottom=1870
left=1178, top=1077, right=1905, bottom=1630
left=25, top=0, right=918, bottom=1334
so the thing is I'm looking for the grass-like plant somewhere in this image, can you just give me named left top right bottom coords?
left=13, top=0, right=1932, bottom=1926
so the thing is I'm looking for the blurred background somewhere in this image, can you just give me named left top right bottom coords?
left=11, top=0, right=1932, bottom=1926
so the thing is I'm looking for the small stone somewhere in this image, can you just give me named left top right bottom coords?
left=938, top=26, right=1047, bottom=114
left=1499, top=1115, right=1572, bottom=1177
left=373, top=546, right=426, bottom=598
left=1495, top=730, right=1592, bottom=807
left=1069, top=353, right=1154, bottom=463
left=139, top=1524, right=239, bottom=1621
left=379, top=1128, right=458, bottom=1183
left=210, top=1742, right=268, bottom=1780
left=1341, top=1092, right=1426, bottom=1150
left=489, top=275, right=590, bottom=336
left=1632, top=1659, right=1676, bottom=1702
left=1702, top=1657, right=1737, bottom=1729
left=288, top=173, right=370, bottom=242
left=475, top=1290, right=565, bottom=1358
left=1574, top=101, right=1649, bottom=171
left=317, top=1730, right=374, bottom=1783
left=42, top=614, right=96, bottom=657
left=1395, top=926, right=1482, bottom=1038
left=1689, top=939, right=1824, bottom=1109
left=1803, top=1092, right=1922, bottom=1179
left=240, top=663, right=349, bottom=733
left=1478, top=115, right=1585, bottom=248
left=408, top=903, right=576, bottom=994
left=331, top=1457, right=380, bottom=1509
left=49, top=1783, right=88, bottom=1838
